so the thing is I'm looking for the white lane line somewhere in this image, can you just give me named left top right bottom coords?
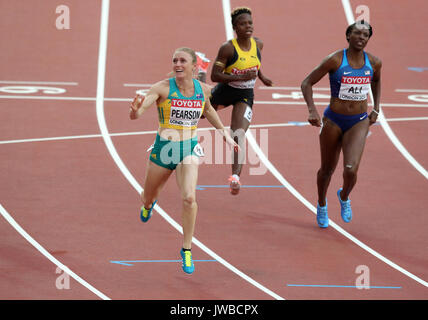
left=0, top=2, right=112, bottom=301
left=254, top=101, right=428, bottom=108
left=0, top=95, right=95, bottom=101
left=341, top=0, right=428, bottom=180
left=223, top=0, right=428, bottom=289
left=95, top=0, right=284, bottom=301
left=123, top=83, right=153, bottom=87
left=0, top=204, right=110, bottom=300
left=396, top=89, right=428, bottom=93
left=0, top=133, right=103, bottom=144
left=374, top=103, right=428, bottom=108
left=2, top=116, right=427, bottom=146
left=1, top=94, right=428, bottom=109
left=0, top=130, right=158, bottom=145
left=0, top=96, right=131, bottom=101
left=247, top=131, right=428, bottom=288
left=259, top=86, right=330, bottom=91
left=0, top=81, right=78, bottom=85
left=387, top=116, right=428, bottom=122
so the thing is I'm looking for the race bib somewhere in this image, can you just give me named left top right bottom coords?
left=228, top=66, right=258, bottom=89
left=338, top=76, right=371, bottom=101
left=193, top=143, right=205, bottom=157
left=169, top=99, right=203, bottom=127
left=243, top=106, right=253, bottom=122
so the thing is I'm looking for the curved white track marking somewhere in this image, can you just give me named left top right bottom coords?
left=221, top=0, right=428, bottom=287
left=246, top=135, right=428, bottom=288
left=0, top=204, right=110, bottom=300
left=0, top=2, right=114, bottom=301
left=341, top=0, right=428, bottom=180
left=95, top=0, right=284, bottom=300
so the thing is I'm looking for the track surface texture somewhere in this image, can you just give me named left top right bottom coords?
left=0, top=0, right=427, bottom=302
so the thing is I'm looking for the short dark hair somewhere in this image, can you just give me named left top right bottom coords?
left=231, top=7, right=252, bottom=26
left=346, top=20, right=373, bottom=38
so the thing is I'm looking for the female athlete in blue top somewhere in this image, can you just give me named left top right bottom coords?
left=301, top=21, right=382, bottom=228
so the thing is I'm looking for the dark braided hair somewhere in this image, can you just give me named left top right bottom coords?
left=346, top=20, right=373, bottom=39
left=231, top=7, right=252, bottom=26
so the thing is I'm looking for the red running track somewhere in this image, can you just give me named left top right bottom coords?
left=0, top=0, right=427, bottom=301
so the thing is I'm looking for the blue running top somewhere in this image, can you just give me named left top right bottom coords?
left=329, top=49, right=373, bottom=101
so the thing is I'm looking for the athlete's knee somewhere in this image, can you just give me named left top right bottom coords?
left=343, top=164, right=358, bottom=179
left=182, top=194, right=197, bottom=208
left=318, top=166, right=335, bottom=179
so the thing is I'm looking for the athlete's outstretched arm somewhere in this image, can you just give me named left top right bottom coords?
left=129, top=81, right=165, bottom=120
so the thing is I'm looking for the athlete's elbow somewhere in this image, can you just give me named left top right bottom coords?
left=301, top=77, right=314, bottom=91
left=211, top=70, right=224, bottom=83
left=300, top=79, right=309, bottom=92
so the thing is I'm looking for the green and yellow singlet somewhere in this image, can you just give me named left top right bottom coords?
left=157, top=78, right=205, bottom=130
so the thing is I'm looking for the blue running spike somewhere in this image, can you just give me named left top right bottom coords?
left=317, top=200, right=329, bottom=228
left=140, top=200, right=157, bottom=223
left=337, top=188, right=352, bottom=223
left=180, top=249, right=195, bottom=274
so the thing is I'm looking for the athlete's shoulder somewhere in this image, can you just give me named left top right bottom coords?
left=320, top=49, right=343, bottom=71
left=327, top=49, right=344, bottom=61
left=219, top=40, right=235, bottom=50
left=150, top=79, right=170, bottom=96
left=215, top=40, right=236, bottom=60
left=253, top=36, right=263, bottom=49
left=152, top=79, right=170, bottom=89
left=365, top=51, right=382, bottom=70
